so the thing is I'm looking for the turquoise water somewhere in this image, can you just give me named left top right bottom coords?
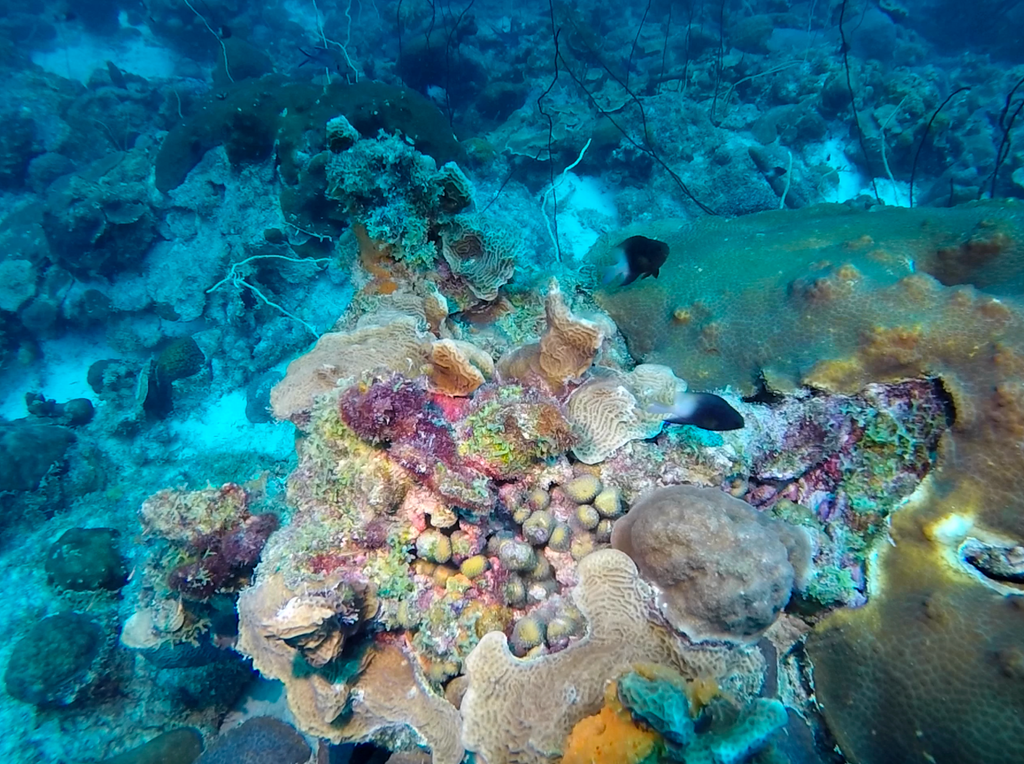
left=0, top=1, right=1022, bottom=762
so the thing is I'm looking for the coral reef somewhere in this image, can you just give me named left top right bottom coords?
left=593, top=202, right=1024, bottom=763
left=460, top=549, right=765, bottom=764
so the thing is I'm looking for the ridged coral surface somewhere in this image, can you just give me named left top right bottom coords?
left=460, top=549, right=765, bottom=764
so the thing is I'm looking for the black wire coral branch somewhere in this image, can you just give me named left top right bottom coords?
left=838, top=0, right=879, bottom=203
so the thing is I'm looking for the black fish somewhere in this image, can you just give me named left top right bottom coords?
left=647, top=392, right=745, bottom=431
left=603, top=235, right=670, bottom=287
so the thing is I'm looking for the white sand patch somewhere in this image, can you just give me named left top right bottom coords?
left=32, top=30, right=178, bottom=83
left=167, top=388, right=294, bottom=461
left=0, top=334, right=109, bottom=420
left=545, top=172, right=620, bottom=263
left=804, top=135, right=911, bottom=208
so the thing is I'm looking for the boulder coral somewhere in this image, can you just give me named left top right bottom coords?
left=611, top=485, right=809, bottom=643
left=594, top=200, right=1024, bottom=762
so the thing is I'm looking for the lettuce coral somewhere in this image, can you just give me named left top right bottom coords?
left=497, top=279, right=606, bottom=392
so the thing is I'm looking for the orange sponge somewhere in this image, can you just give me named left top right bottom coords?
left=562, top=684, right=663, bottom=764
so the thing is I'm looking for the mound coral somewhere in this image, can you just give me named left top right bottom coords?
left=4, top=612, right=105, bottom=707
left=195, top=717, right=310, bottom=764
left=46, top=527, right=127, bottom=592
left=611, top=485, right=808, bottom=643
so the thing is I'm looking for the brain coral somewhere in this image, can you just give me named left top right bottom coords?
left=611, top=485, right=800, bottom=642
left=566, top=364, right=687, bottom=464
left=460, top=548, right=765, bottom=764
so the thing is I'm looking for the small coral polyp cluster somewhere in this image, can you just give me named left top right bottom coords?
left=221, top=250, right=949, bottom=759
